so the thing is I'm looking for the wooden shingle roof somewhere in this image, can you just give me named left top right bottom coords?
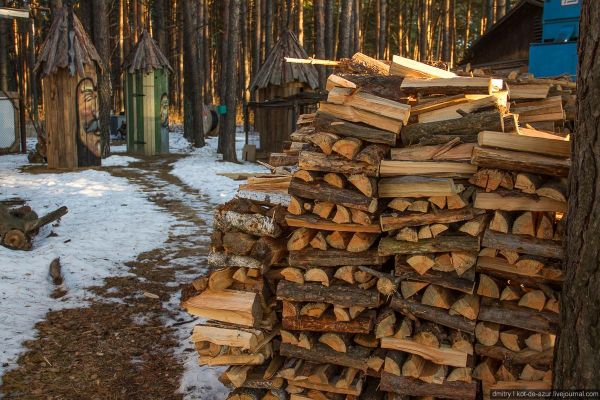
left=35, top=6, right=103, bottom=78
left=250, top=30, right=319, bottom=91
left=123, top=29, right=172, bottom=74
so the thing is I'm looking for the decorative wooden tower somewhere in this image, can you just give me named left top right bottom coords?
left=123, top=30, right=172, bottom=156
left=35, top=5, right=103, bottom=169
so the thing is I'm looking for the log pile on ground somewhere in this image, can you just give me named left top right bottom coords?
left=181, top=53, right=572, bottom=400
left=0, top=202, right=68, bottom=250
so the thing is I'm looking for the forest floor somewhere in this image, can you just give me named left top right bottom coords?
left=0, top=133, right=264, bottom=399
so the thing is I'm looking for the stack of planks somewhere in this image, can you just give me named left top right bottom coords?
left=181, top=53, right=573, bottom=400
left=182, top=194, right=291, bottom=400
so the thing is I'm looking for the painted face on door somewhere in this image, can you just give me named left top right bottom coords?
left=77, top=78, right=102, bottom=157
left=161, top=94, right=169, bottom=128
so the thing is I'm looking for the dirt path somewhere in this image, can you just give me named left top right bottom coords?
left=1, top=155, right=217, bottom=400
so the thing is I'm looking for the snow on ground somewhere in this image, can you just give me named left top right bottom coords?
left=0, top=154, right=176, bottom=381
left=170, top=130, right=268, bottom=204
left=102, top=155, right=140, bottom=167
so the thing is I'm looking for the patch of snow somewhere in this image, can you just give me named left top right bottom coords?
left=169, top=131, right=194, bottom=154
left=110, top=144, right=127, bottom=154
left=102, top=155, right=140, bottom=167
left=0, top=153, right=176, bottom=381
left=170, top=132, right=267, bottom=205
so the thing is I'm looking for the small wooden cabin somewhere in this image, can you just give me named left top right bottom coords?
left=35, top=6, right=103, bottom=169
left=123, top=30, right=172, bottom=156
left=249, top=31, right=320, bottom=155
left=461, top=0, right=543, bottom=74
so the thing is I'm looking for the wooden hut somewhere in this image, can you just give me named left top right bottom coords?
left=460, top=0, right=543, bottom=74
left=249, top=31, right=320, bottom=156
left=35, top=6, right=103, bottom=169
left=123, top=30, right=172, bottom=156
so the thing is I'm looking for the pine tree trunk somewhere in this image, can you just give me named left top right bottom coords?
left=378, top=0, right=387, bottom=59
left=441, top=0, right=450, bottom=62
left=183, top=1, right=206, bottom=147
left=265, top=0, right=272, bottom=54
left=153, top=0, right=167, bottom=54
left=297, top=0, right=304, bottom=46
left=553, top=0, right=600, bottom=389
left=464, top=0, right=472, bottom=54
left=496, top=0, right=506, bottom=21
left=0, top=0, right=7, bottom=91
left=221, top=0, right=241, bottom=162
left=314, top=0, right=326, bottom=88
left=449, top=0, right=456, bottom=67
left=338, top=0, right=352, bottom=59
left=353, top=0, right=360, bottom=53
left=418, top=0, right=429, bottom=62
left=397, top=1, right=404, bottom=56
left=253, top=0, right=261, bottom=85
left=487, top=0, right=495, bottom=29
left=92, top=0, right=111, bottom=156
left=49, top=0, right=63, bottom=18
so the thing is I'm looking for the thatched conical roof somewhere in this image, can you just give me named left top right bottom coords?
left=123, top=29, right=172, bottom=74
left=250, top=30, right=319, bottom=91
left=35, top=6, right=103, bottom=78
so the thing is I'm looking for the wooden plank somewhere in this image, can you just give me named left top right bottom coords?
left=0, top=7, right=29, bottom=19
left=378, top=176, right=462, bottom=198
left=400, top=77, right=494, bottom=95
left=380, top=337, right=468, bottom=367
left=327, top=87, right=411, bottom=124
left=418, top=93, right=508, bottom=124
left=183, top=289, right=262, bottom=327
left=395, top=263, right=476, bottom=294
left=390, top=143, right=475, bottom=162
left=289, top=178, right=378, bottom=213
left=286, top=215, right=381, bottom=233
left=319, top=102, right=404, bottom=133
left=314, top=112, right=397, bottom=145
left=478, top=131, right=570, bottom=158
left=475, top=344, right=554, bottom=366
left=474, top=191, right=567, bottom=213
left=390, top=55, right=457, bottom=78
left=286, top=375, right=363, bottom=396
left=379, top=160, right=477, bottom=178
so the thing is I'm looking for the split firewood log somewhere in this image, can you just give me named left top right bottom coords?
left=0, top=204, right=68, bottom=250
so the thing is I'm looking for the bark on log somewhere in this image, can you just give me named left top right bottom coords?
left=390, top=297, right=476, bottom=333
left=214, top=210, right=283, bottom=238
left=299, top=151, right=378, bottom=177
left=282, top=310, right=376, bottom=334
left=289, top=178, right=378, bottom=213
left=471, top=146, right=570, bottom=177
left=279, top=342, right=371, bottom=371
left=288, top=249, right=389, bottom=267
left=276, top=281, right=380, bottom=308
left=380, top=208, right=485, bottom=231
left=378, top=236, right=480, bottom=256
left=478, top=298, right=559, bottom=334
left=395, top=263, right=475, bottom=294
left=475, top=344, right=554, bottom=367
left=379, top=373, right=477, bottom=400
left=482, top=230, right=564, bottom=259
left=401, top=110, right=517, bottom=146
left=313, top=112, right=398, bottom=146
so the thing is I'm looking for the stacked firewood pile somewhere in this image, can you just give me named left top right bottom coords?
left=182, top=53, right=571, bottom=400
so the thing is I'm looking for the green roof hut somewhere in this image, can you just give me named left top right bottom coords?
left=123, top=30, right=172, bottom=155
